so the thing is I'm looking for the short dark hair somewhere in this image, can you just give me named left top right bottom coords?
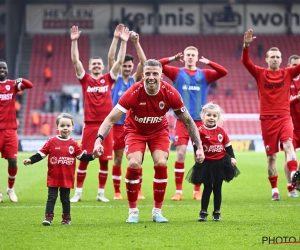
left=288, top=55, right=300, bottom=65
left=144, top=59, right=162, bottom=69
left=89, top=56, right=103, bottom=65
left=266, top=47, right=281, bottom=58
left=124, top=54, right=134, bottom=63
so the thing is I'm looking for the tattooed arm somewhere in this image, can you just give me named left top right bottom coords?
left=177, top=110, right=205, bottom=163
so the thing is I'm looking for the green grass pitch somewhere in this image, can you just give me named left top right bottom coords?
left=1, top=151, right=300, bottom=250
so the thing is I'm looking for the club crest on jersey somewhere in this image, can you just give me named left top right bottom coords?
left=218, top=134, right=223, bottom=142
left=50, top=156, right=58, bottom=164
left=69, top=146, right=74, bottom=154
left=125, top=145, right=128, bottom=152
left=159, top=101, right=165, bottom=110
left=175, top=136, right=178, bottom=142
left=5, top=85, right=10, bottom=91
left=100, top=79, right=105, bottom=84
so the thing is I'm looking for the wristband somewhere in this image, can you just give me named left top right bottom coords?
left=96, top=134, right=104, bottom=141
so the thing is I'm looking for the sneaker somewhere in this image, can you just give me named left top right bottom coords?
left=0, top=193, right=3, bottom=203
left=70, top=192, right=82, bottom=202
left=61, top=214, right=71, bottom=225
left=152, top=212, right=168, bottom=223
left=288, top=189, right=299, bottom=198
left=97, top=193, right=110, bottom=202
left=42, top=213, right=54, bottom=226
left=272, top=192, right=280, bottom=201
left=212, top=211, right=221, bottom=221
left=193, top=191, right=202, bottom=200
left=6, top=188, right=18, bottom=202
left=138, top=191, right=145, bottom=200
left=198, top=211, right=208, bottom=222
left=126, top=211, right=139, bottom=224
left=171, top=193, right=182, bottom=201
left=114, top=192, right=123, bottom=200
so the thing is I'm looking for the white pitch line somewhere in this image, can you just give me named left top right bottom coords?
left=1, top=203, right=300, bottom=209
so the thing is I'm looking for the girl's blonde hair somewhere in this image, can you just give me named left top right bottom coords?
left=200, top=102, right=225, bottom=125
left=56, top=113, right=74, bottom=126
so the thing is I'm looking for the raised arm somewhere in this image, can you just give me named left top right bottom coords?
left=243, top=29, right=256, bottom=48
left=130, top=32, right=147, bottom=82
left=110, top=26, right=130, bottom=78
left=177, top=110, right=204, bottom=163
left=93, top=107, right=125, bottom=157
left=107, top=24, right=123, bottom=71
left=70, top=26, right=84, bottom=76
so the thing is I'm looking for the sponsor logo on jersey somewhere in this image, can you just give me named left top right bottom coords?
left=264, top=82, right=284, bottom=89
left=218, top=134, right=223, bottom=142
left=182, top=85, right=200, bottom=91
left=159, top=101, right=165, bottom=110
left=139, top=102, right=146, bottom=105
left=134, top=115, right=164, bottom=124
left=5, top=85, right=10, bottom=91
left=0, top=93, right=13, bottom=100
left=87, top=86, right=109, bottom=93
left=205, top=145, right=224, bottom=153
left=50, top=156, right=75, bottom=165
left=50, top=156, right=58, bottom=164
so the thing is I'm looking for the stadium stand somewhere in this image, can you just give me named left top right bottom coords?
left=22, top=34, right=89, bottom=135
left=21, top=33, right=300, bottom=136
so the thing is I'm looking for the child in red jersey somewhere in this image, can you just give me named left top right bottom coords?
left=23, top=113, right=98, bottom=226
left=186, top=103, right=240, bottom=222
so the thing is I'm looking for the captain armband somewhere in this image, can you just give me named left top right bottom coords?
left=174, top=106, right=187, bottom=116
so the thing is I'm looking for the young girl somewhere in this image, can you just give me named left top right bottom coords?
left=23, top=113, right=97, bottom=226
left=186, top=103, right=240, bottom=222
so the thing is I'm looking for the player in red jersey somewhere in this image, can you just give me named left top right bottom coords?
left=158, top=47, right=227, bottom=201
left=69, top=24, right=130, bottom=203
left=283, top=55, right=300, bottom=198
left=186, top=102, right=239, bottom=222
left=107, top=28, right=146, bottom=200
left=93, top=59, right=205, bottom=223
left=241, top=29, right=300, bottom=201
left=23, top=113, right=98, bottom=226
left=0, top=59, right=33, bottom=203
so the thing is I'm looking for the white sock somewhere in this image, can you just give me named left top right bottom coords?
left=272, top=188, right=279, bottom=194
left=98, top=188, right=105, bottom=194
left=75, top=188, right=82, bottom=193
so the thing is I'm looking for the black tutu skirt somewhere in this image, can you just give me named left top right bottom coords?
left=186, top=154, right=240, bottom=185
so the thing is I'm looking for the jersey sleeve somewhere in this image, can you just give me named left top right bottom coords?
left=38, top=139, right=51, bottom=157
left=170, top=88, right=185, bottom=111
left=158, top=58, right=180, bottom=81
left=203, top=61, right=228, bottom=83
left=118, top=85, right=137, bottom=111
left=241, top=47, right=260, bottom=78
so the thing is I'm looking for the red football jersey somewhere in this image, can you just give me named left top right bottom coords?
left=38, top=136, right=85, bottom=188
left=242, top=48, right=300, bottom=116
left=117, top=81, right=185, bottom=135
left=78, top=71, right=115, bottom=123
left=0, top=79, right=32, bottom=130
left=290, top=76, right=300, bottom=130
left=199, top=125, right=231, bottom=160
